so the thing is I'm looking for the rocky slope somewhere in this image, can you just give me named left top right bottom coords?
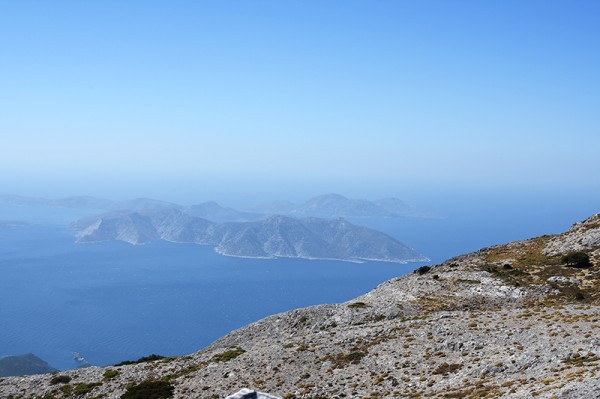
left=73, top=210, right=427, bottom=263
left=2, top=214, right=599, bottom=399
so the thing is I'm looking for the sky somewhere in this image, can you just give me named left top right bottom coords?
left=1, top=1, right=599, bottom=204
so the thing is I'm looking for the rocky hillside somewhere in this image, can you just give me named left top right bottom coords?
left=73, top=210, right=427, bottom=263
left=2, top=214, right=599, bottom=399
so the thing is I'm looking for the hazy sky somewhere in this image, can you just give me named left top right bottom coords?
left=1, top=1, right=599, bottom=202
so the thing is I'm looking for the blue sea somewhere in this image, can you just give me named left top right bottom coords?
left=0, top=223, right=425, bottom=370
left=0, top=193, right=597, bottom=371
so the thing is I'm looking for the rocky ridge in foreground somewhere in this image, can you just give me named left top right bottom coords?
left=2, top=214, right=599, bottom=399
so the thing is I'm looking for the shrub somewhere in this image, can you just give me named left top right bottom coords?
left=103, top=369, right=119, bottom=380
left=432, top=362, right=463, bottom=375
left=211, top=347, right=245, bottom=362
left=414, top=266, right=431, bottom=275
left=74, top=382, right=101, bottom=395
left=347, top=302, right=368, bottom=309
left=59, top=385, right=72, bottom=395
left=50, top=375, right=71, bottom=384
left=120, top=380, right=174, bottom=399
left=343, top=351, right=366, bottom=364
left=562, top=252, right=591, bottom=268
left=115, top=354, right=165, bottom=366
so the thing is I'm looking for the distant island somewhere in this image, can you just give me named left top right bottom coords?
left=73, top=210, right=428, bottom=264
left=0, top=193, right=433, bottom=222
left=0, top=194, right=260, bottom=223
left=1, top=192, right=430, bottom=263
left=0, top=354, right=56, bottom=377
left=252, top=193, right=433, bottom=218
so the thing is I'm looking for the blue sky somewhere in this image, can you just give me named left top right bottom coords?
left=1, top=1, right=599, bottom=202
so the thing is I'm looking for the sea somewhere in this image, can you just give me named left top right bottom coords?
left=0, top=221, right=425, bottom=370
left=0, top=193, right=598, bottom=371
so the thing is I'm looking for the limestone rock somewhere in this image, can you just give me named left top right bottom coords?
left=544, top=213, right=600, bottom=255
left=547, top=276, right=581, bottom=285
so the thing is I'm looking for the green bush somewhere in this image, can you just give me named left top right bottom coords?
left=50, top=375, right=71, bottom=384
left=211, top=347, right=245, bottom=362
left=414, top=266, right=431, bottom=275
left=59, top=385, right=72, bottom=396
left=74, top=382, right=101, bottom=395
left=103, top=369, right=119, bottom=380
left=120, top=380, right=174, bottom=399
left=115, top=354, right=165, bottom=366
left=562, top=252, right=591, bottom=268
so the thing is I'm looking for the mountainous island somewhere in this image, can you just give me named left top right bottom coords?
left=252, top=193, right=432, bottom=219
left=0, top=192, right=433, bottom=263
left=0, top=194, right=260, bottom=222
left=2, top=213, right=598, bottom=398
left=0, top=354, right=56, bottom=377
left=0, top=193, right=431, bottom=222
left=73, top=209, right=427, bottom=263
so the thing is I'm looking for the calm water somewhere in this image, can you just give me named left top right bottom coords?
left=0, top=224, right=422, bottom=370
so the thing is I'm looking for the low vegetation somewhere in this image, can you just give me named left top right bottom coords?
left=325, top=350, right=367, bottom=369
left=120, top=380, right=174, bottom=399
left=414, top=266, right=431, bottom=275
left=74, top=382, right=101, bottom=395
left=562, top=252, right=592, bottom=268
left=211, top=347, right=245, bottom=362
left=115, top=354, right=165, bottom=366
left=103, top=368, right=119, bottom=380
left=49, top=375, right=71, bottom=384
left=347, top=302, right=368, bottom=309
left=432, top=362, right=463, bottom=375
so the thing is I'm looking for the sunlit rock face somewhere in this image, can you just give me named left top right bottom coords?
left=73, top=210, right=428, bottom=263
